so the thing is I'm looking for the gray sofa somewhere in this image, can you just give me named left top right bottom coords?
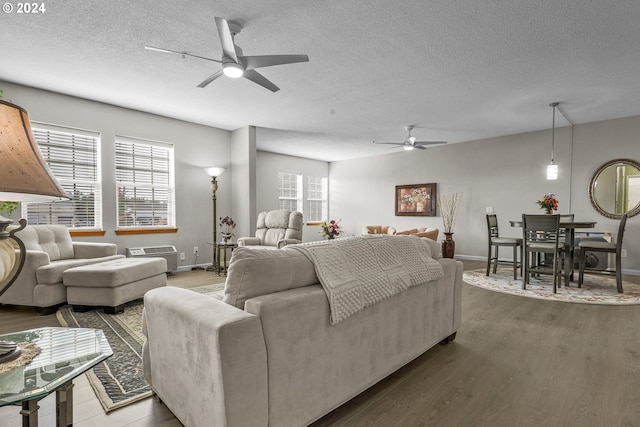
left=142, top=237, right=463, bottom=427
left=0, top=224, right=123, bottom=311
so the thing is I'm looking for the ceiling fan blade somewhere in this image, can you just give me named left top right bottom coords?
left=243, top=70, right=280, bottom=92
left=215, top=17, right=239, bottom=62
left=145, top=46, right=222, bottom=63
left=243, top=54, right=310, bottom=70
left=414, top=141, right=447, bottom=146
left=197, top=69, right=224, bottom=88
left=373, top=141, right=405, bottom=146
left=414, top=145, right=426, bottom=150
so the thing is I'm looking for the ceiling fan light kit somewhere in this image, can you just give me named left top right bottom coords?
left=146, top=16, right=309, bottom=92
left=222, top=62, right=244, bottom=78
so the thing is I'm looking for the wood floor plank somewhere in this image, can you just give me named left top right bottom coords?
left=3, top=263, right=640, bottom=426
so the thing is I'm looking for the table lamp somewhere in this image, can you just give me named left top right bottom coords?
left=0, top=99, right=68, bottom=363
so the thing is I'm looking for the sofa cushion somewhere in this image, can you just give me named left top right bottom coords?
left=16, top=225, right=74, bottom=261
left=62, top=257, right=166, bottom=288
left=415, top=228, right=439, bottom=241
left=36, top=255, right=125, bottom=284
left=223, top=247, right=318, bottom=309
left=421, top=236, right=442, bottom=259
left=395, top=228, right=418, bottom=236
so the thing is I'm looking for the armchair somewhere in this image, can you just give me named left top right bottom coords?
left=0, top=224, right=123, bottom=312
left=237, top=210, right=303, bottom=249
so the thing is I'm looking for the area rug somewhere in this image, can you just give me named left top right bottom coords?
left=464, top=269, right=640, bottom=305
left=55, top=283, right=225, bottom=412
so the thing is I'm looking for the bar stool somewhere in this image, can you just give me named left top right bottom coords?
left=522, top=214, right=569, bottom=293
left=486, top=214, right=523, bottom=279
left=578, top=214, right=627, bottom=293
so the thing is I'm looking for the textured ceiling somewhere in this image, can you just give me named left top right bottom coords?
left=2, top=1, right=640, bottom=161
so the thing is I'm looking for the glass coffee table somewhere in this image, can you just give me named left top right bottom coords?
left=0, top=327, right=113, bottom=427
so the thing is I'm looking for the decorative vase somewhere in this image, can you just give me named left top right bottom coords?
left=545, top=208, right=553, bottom=214
left=442, top=232, right=455, bottom=258
left=221, top=233, right=232, bottom=244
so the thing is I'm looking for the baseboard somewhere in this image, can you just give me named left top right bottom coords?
left=176, top=263, right=211, bottom=272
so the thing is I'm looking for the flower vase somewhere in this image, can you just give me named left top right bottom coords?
left=545, top=208, right=553, bottom=214
left=442, top=232, right=455, bottom=258
left=221, top=233, right=232, bottom=244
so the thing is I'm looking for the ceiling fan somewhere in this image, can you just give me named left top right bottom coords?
left=145, top=17, right=309, bottom=92
left=373, top=125, right=447, bottom=151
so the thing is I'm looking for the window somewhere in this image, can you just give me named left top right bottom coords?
left=278, top=171, right=303, bottom=212
left=24, top=123, right=102, bottom=229
left=306, top=176, right=328, bottom=222
left=115, top=136, right=175, bottom=229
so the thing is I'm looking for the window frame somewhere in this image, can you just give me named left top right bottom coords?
left=306, top=175, right=328, bottom=224
left=114, top=135, right=176, bottom=232
left=278, top=171, right=303, bottom=213
left=22, top=122, right=103, bottom=231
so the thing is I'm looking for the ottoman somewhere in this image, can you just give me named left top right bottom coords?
left=63, top=257, right=167, bottom=313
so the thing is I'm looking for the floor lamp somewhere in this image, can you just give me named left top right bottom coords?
left=0, top=100, right=68, bottom=363
left=204, top=167, right=225, bottom=272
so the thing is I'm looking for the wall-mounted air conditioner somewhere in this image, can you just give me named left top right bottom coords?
left=126, top=245, right=178, bottom=272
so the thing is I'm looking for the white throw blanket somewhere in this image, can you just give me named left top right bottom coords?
left=292, top=235, right=444, bottom=324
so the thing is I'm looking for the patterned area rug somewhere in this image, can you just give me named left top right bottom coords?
left=56, top=283, right=225, bottom=412
left=464, top=268, right=640, bottom=305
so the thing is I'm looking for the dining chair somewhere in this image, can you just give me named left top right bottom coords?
left=578, top=214, right=628, bottom=293
left=486, top=214, right=522, bottom=279
left=522, top=214, right=569, bottom=293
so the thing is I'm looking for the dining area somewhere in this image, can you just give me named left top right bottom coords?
left=485, top=197, right=628, bottom=294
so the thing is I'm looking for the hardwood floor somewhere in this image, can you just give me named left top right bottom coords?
left=2, top=263, right=640, bottom=426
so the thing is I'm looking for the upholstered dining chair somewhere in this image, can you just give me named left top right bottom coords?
left=578, top=214, right=628, bottom=293
left=522, top=214, right=569, bottom=293
left=486, top=214, right=522, bottom=279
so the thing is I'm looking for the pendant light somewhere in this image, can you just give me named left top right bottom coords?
left=547, top=102, right=559, bottom=180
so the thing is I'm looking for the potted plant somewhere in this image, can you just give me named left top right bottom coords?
left=320, top=219, right=342, bottom=240
left=219, top=216, right=236, bottom=243
left=537, top=193, right=558, bottom=214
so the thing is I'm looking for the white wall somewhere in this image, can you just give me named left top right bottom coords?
left=255, top=151, right=330, bottom=243
left=330, top=116, right=640, bottom=273
left=230, top=126, right=256, bottom=240
left=1, top=81, right=232, bottom=270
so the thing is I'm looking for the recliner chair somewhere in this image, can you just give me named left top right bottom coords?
left=237, top=210, right=303, bottom=249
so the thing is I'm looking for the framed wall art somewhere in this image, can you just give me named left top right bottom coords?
left=395, top=183, right=437, bottom=216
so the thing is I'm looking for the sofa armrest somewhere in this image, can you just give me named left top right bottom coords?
left=72, top=242, right=117, bottom=259
left=0, top=250, right=50, bottom=305
left=142, top=287, right=268, bottom=427
left=237, top=237, right=261, bottom=247
left=277, top=238, right=301, bottom=248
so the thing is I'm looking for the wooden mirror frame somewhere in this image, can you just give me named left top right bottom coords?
left=588, top=158, right=640, bottom=219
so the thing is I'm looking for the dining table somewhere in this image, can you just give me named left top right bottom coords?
left=510, top=217, right=597, bottom=281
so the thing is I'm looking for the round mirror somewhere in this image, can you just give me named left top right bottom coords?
left=589, top=158, right=640, bottom=219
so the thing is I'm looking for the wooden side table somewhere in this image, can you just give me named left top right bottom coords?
left=216, top=242, right=237, bottom=275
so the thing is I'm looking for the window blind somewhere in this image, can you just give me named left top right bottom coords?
left=115, top=136, right=175, bottom=228
left=25, top=123, right=102, bottom=229
left=306, top=176, right=328, bottom=222
left=278, top=171, right=303, bottom=212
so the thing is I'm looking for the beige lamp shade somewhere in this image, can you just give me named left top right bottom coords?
left=204, top=166, right=226, bottom=178
left=0, top=100, right=67, bottom=202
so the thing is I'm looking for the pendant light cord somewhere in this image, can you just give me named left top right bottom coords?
left=550, top=102, right=559, bottom=163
